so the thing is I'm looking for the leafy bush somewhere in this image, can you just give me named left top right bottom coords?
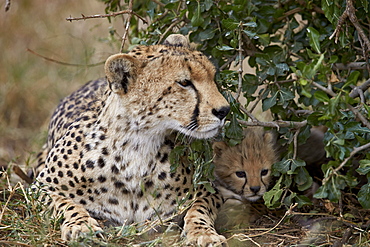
left=101, top=0, right=370, bottom=209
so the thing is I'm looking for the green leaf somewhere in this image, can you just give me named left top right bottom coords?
left=307, top=27, right=321, bottom=53
left=343, top=71, right=360, bottom=88
left=198, top=29, right=215, bottom=41
left=314, top=90, right=330, bottom=102
left=295, top=195, right=313, bottom=207
left=221, top=18, right=239, bottom=30
left=216, top=45, right=234, bottom=51
left=314, top=185, right=328, bottom=199
left=356, top=160, right=370, bottom=175
left=290, top=160, right=306, bottom=173
left=204, top=0, right=213, bottom=11
left=273, top=159, right=291, bottom=173
left=360, top=0, right=368, bottom=13
left=191, top=2, right=204, bottom=27
left=225, top=114, right=243, bottom=140
left=358, top=183, right=370, bottom=209
left=242, top=21, right=257, bottom=27
left=263, top=176, right=284, bottom=208
left=262, top=91, right=278, bottom=111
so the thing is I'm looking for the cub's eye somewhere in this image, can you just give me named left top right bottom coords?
left=235, top=171, right=246, bottom=178
left=176, top=79, right=193, bottom=87
left=261, top=169, right=269, bottom=176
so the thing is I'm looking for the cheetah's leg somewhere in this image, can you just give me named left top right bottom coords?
left=184, top=192, right=227, bottom=246
left=33, top=188, right=103, bottom=240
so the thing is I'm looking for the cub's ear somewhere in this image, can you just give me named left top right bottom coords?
left=105, top=54, right=138, bottom=94
left=263, top=131, right=276, bottom=144
left=163, top=34, right=189, bottom=48
left=212, top=141, right=229, bottom=157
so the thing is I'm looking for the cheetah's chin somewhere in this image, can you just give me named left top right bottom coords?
left=244, top=195, right=262, bottom=202
left=180, top=127, right=221, bottom=139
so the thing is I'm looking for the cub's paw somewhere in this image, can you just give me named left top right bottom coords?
left=61, top=216, right=103, bottom=240
left=185, top=229, right=227, bottom=247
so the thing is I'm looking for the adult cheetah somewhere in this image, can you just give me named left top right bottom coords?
left=32, top=34, right=230, bottom=246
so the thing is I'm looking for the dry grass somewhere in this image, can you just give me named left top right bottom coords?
left=0, top=0, right=120, bottom=170
left=1, top=1, right=370, bottom=246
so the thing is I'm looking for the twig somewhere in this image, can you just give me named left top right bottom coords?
left=333, top=62, right=368, bottom=70
left=120, top=0, right=133, bottom=52
left=66, top=9, right=147, bottom=25
left=246, top=203, right=298, bottom=238
left=219, top=54, right=238, bottom=71
left=329, top=0, right=370, bottom=52
left=349, top=78, right=370, bottom=99
left=235, top=23, right=244, bottom=101
left=348, top=104, right=370, bottom=129
left=312, top=81, right=370, bottom=128
left=238, top=119, right=307, bottom=129
left=248, top=85, right=269, bottom=113
left=312, top=81, right=336, bottom=97
left=5, top=0, right=11, bottom=12
left=239, top=106, right=258, bottom=122
left=293, top=129, right=300, bottom=160
left=27, top=48, right=104, bottom=67
left=13, top=165, right=33, bottom=184
left=151, top=0, right=165, bottom=7
left=331, top=142, right=370, bottom=177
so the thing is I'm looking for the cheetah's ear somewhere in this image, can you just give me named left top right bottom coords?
left=162, top=34, right=190, bottom=48
left=212, top=141, right=229, bottom=157
left=105, top=54, right=138, bottom=94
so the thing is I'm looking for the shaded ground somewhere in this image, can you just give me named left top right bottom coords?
left=1, top=169, right=369, bottom=246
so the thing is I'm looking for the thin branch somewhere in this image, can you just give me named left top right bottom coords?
left=239, top=106, right=258, bottom=122
left=219, top=54, right=238, bottom=71
left=323, top=142, right=370, bottom=185
left=235, top=23, right=244, bottom=101
left=245, top=203, right=298, bottom=238
left=347, top=105, right=370, bottom=129
left=151, top=0, right=165, bottom=7
left=293, top=129, right=300, bottom=160
left=349, top=78, right=370, bottom=98
left=330, top=0, right=370, bottom=52
left=238, top=119, right=307, bottom=129
left=27, top=48, right=104, bottom=67
left=248, top=84, right=269, bottom=113
left=66, top=9, right=147, bottom=25
left=120, top=0, right=133, bottom=52
left=333, top=62, right=368, bottom=70
left=312, top=81, right=337, bottom=97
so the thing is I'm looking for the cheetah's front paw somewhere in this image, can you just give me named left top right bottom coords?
left=185, top=229, right=227, bottom=247
left=61, top=216, right=103, bottom=240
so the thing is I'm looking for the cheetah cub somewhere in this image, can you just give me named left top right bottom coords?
left=212, top=127, right=278, bottom=202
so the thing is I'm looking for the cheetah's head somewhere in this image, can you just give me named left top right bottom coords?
left=213, top=128, right=278, bottom=202
left=104, top=35, right=230, bottom=139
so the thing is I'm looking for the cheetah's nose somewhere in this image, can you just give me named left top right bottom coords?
left=250, top=186, right=261, bottom=193
left=212, top=106, right=230, bottom=120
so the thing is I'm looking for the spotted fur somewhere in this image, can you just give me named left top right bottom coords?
left=212, top=128, right=278, bottom=202
left=32, top=34, right=230, bottom=246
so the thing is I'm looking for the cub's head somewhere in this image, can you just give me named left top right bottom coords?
left=213, top=128, right=278, bottom=202
left=104, top=34, right=229, bottom=139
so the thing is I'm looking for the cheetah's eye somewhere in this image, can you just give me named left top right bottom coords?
left=176, top=79, right=193, bottom=87
left=261, top=169, right=269, bottom=176
left=235, top=171, right=246, bottom=178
